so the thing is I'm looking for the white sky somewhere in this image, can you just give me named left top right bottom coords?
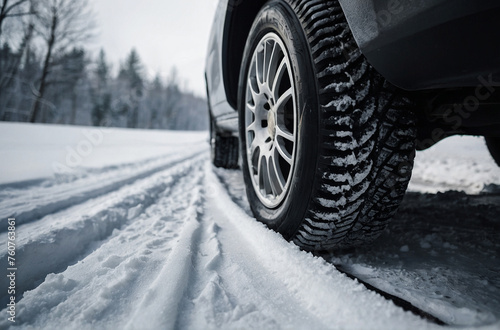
left=90, top=0, right=220, bottom=97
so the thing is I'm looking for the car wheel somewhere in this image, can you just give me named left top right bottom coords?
left=210, top=116, right=239, bottom=169
left=238, top=0, right=416, bottom=251
left=485, top=137, right=500, bottom=166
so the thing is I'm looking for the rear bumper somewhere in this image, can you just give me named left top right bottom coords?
left=340, top=0, right=500, bottom=90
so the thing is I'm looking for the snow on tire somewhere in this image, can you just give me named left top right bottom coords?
left=238, top=0, right=417, bottom=251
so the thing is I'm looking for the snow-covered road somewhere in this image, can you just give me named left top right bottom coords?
left=0, top=123, right=499, bottom=329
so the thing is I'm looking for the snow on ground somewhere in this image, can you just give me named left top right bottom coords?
left=327, top=191, right=500, bottom=327
left=0, top=122, right=206, bottom=185
left=408, top=135, right=500, bottom=194
left=0, top=122, right=499, bottom=329
left=325, top=136, right=500, bottom=327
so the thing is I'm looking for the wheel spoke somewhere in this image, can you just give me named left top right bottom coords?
left=269, top=154, right=285, bottom=195
left=246, top=120, right=256, bottom=133
left=256, top=46, right=264, bottom=85
left=275, top=139, right=293, bottom=165
left=246, top=103, right=256, bottom=114
left=255, top=149, right=263, bottom=179
left=263, top=41, right=269, bottom=84
left=271, top=58, right=287, bottom=100
left=266, top=41, right=277, bottom=85
left=266, top=156, right=277, bottom=196
left=249, top=136, right=259, bottom=154
left=275, top=87, right=293, bottom=111
left=275, top=125, right=294, bottom=142
left=260, top=156, right=272, bottom=195
left=248, top=79, right=259, bottom=105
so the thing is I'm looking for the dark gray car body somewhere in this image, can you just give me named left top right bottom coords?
left=205, top=0, right=500, bottom=135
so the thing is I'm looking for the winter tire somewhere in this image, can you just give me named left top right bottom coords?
left=210, top=116, right=239, bottom=169
left=238, top=0, right=417, bottom=251
left=486, top=137, right=500, bottom=166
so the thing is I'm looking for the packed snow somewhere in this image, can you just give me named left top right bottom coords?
left=0, top=122, right=499, bottom=329
left=409, top=135, right=500, bottom=194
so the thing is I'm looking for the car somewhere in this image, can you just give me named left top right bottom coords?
left=205, top=0, right=500, bottom=251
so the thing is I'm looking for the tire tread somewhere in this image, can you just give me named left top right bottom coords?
left=285, top=0, right=416, bottom=250
left=212, top=133, right=239, bottom=169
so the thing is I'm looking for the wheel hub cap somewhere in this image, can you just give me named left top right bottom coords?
left=267, top=108, right=276, bottom=139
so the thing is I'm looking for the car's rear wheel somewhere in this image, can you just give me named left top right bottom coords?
left=210, top=116, right=239, bottom=169
left=485, top=137, right=500, bottom=166
left=238, top=0, right=417, bottom=251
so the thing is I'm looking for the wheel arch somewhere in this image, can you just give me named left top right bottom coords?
left=222, top=0, right=268, bottom=110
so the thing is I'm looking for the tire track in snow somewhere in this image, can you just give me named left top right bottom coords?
left=0, top=158, right=481, bottom=329
left=213, top=165, right=500, bottom=328
left=0, top=153, right=207, bottom=308
left=176, top=214, right=284, bottom=329
left=125, top=181, right=204, bottom=330
left=0, top=146, right=206, bottom=232
left=212, top=167, right=450, bottom=326
left=125, top=164, right=325, bottom=329
left=0, top=157, right=207, bottom=329
left=196, top=166, right=439, bottom=330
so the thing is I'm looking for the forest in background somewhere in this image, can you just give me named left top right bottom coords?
left=0, top=0, right=208, bottom=131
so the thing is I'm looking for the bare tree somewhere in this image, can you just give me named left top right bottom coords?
left=0, top=19, right=33, bottom=89
left=0, top=0, right=35, bottom=120
left=29, top=0, right=94, bottom=123
left=0, top=0, right=33, bottom=38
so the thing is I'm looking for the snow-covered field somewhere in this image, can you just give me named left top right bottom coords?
left=0, top=122, right=499, bottom=329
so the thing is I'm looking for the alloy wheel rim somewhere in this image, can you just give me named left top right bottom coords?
left=245, top=32, right=297, bottom=208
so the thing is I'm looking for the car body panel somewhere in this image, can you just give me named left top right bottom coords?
left=205, top=0, right=266, bottom=134
left=339, top=0, right=500, bottom=90
left=206, top=0, right=500, bottom=133
left=205, top=0, right=237, bottom=131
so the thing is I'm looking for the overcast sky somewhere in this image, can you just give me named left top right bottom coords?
left=90, top=0, right=219, bottom=97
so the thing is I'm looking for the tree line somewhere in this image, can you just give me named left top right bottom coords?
left=0, top=0, right=208, bottom=130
